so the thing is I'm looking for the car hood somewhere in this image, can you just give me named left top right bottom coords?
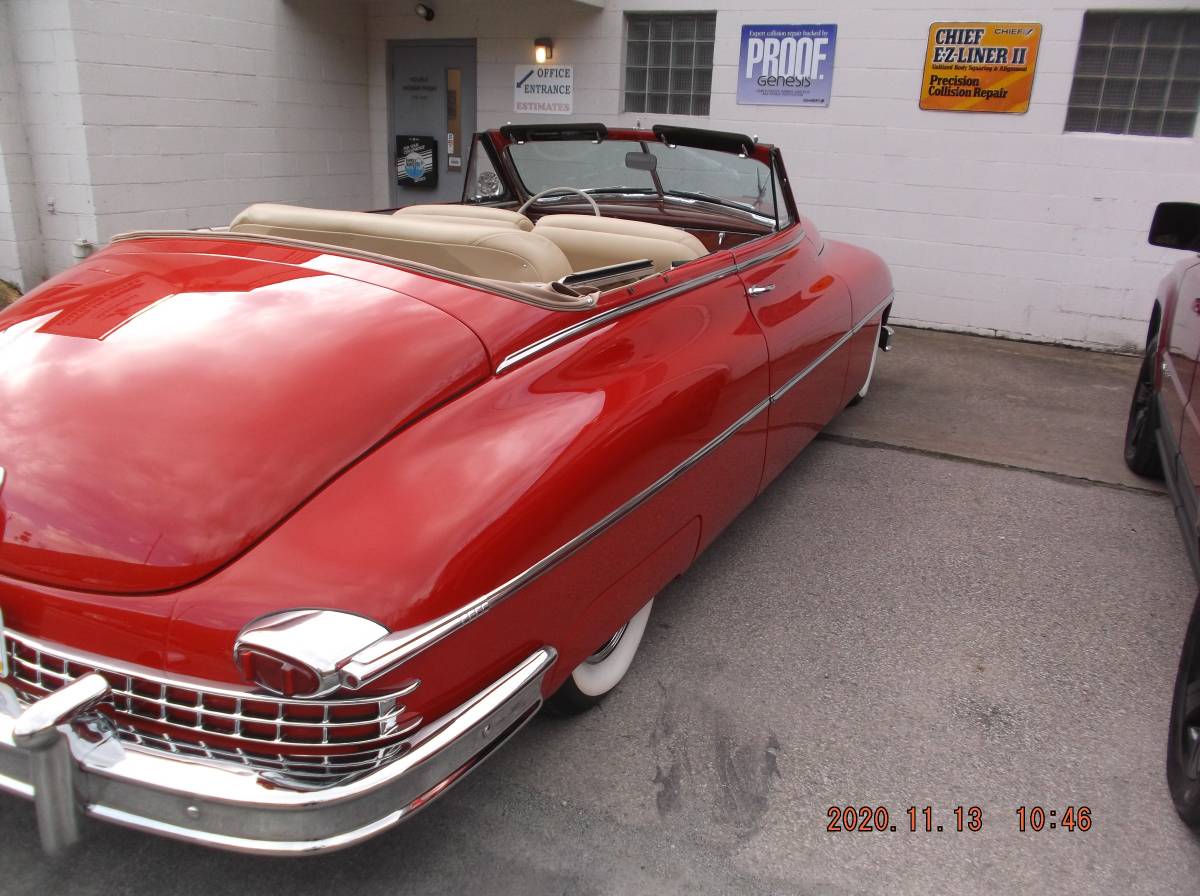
left=0, top=244, right=489, bottom=593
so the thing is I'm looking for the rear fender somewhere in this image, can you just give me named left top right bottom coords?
left=165, top=272, right=770, bottom=718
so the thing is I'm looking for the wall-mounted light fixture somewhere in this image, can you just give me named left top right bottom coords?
left=414, top=3, right=434, bottom=22
left=534, top=37, right=553, bottom=64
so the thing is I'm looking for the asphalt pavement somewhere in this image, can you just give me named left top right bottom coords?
left=4, top=326, right=1199, bottom=895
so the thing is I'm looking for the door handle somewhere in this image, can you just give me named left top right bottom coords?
left=747, top=284, right=775, bottom=296
left=1193, top=298, right=1200, bottom=315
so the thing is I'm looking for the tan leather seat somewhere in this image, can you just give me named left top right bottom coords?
left=394, top=204, right=534, bottom=231
left=533, top=214, right=707, bottom=273
left=537, top=214, right=706, bottom=254
left=231, top=204, right=571, bottom=282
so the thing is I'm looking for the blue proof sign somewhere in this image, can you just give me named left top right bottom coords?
left=736, top=24, right=838, bottom=107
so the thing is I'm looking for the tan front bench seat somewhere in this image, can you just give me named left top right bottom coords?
left=394, top=204, right=534, bottom=231
left=533, top=214, right=707, bottom=273
left=231, top=203, right=571, bottom=282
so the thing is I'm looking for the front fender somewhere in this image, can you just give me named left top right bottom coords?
left=821, top=239, right=894, bottom=322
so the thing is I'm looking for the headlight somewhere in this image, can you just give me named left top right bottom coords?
left=234, top=609, right=389, bottom=698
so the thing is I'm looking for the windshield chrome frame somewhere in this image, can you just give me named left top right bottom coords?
left=500, top=137, right=780, bottom=227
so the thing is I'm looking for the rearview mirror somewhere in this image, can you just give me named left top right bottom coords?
left=1149, top=202, right=1200, bottom=252
left=625, top=151, right=657, bottom=172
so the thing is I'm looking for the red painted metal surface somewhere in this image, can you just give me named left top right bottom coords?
left=734, top=227, right=852, bottom=488
left=0, top=244, right=489, bottom=593
left=0, top=132, right=893, bottom=731
left=167, top=246, right=774, bottom=717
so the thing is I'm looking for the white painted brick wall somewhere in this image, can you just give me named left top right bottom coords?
left=5, top=0, right=92, bottom=279
left=368, top=0, right=1200, bottom=350
left=0, top=1, right=45, bottom=290
left=0, top=0, right=374, bottom=283
left=69, top=0, right=374, bottom=241
left=1, top=0, right=1193, bottom=348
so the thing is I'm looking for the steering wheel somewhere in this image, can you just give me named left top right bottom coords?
left=518, top=187, right=602, bottom=217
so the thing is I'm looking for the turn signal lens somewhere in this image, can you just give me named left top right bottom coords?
left=233, top=609, right=390, bottom=698
left=237, top=650, right=320, bottom=698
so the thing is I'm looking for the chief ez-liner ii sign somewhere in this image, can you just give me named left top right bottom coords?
left=737, top=24, right=838, bottom=107
left=514, top=65, right=573, bottom=115
left=920, top=22, right=1042, bottom=113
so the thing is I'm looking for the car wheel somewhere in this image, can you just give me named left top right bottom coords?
left=544, top=599, right=654, bottom=715
left=1124, top=343, right=1164, bottom=478
left=1168, top=591, right=1200, bottom=828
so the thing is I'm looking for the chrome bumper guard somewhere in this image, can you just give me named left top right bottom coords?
left=0, top=648, right=556, bottom=856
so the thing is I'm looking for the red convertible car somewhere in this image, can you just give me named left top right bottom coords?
left=0, top=124, right=893, bottom=854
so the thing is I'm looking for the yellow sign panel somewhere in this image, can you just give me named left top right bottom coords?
left=920, top=22, right=1042, bottom=113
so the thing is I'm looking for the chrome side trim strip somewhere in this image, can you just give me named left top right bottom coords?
left=771, top=292, right=895, bottom=404
left=495, top=233, right=807, bottom=375
left=348, top=291, right=892, bottom=681
left=495, top=261, right=740, bottom=374
left=348, top=291, right=895, bottom=686
left=734, top=233, right=805, bottom=273
left=341, top=396, right=771, bottom=688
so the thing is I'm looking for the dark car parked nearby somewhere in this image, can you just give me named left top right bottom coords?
left=1123, top=200, right=1200, bottom=828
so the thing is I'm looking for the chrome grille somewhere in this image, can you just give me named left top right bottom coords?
left=2, top=629, right=422, bottom=788
left=116, top=726, right=412, bottom=788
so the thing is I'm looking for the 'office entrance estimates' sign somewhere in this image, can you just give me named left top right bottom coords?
left=737, top=24, right=837, bottom=107
left=920, top=22, right=1042, bottom=113
left=514, top=65, right=573, bottom=115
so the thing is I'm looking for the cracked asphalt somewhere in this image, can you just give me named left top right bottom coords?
left=5, top=327, right=1200, bottom=894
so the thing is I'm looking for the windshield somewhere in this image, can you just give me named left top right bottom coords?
left=505, top=140, right=777, bottom=221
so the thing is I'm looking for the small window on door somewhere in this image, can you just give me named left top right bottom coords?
left=1065, top=11, right=1200, bottom=138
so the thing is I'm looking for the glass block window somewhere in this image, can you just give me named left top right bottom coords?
left=624, top=13, right=716, bottom=117
left=1066, top=11, right=1200, bottom=138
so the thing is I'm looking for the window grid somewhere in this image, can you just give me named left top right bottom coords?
left=624, top=13, right=716, bottom=117
left=1066, top=11, right=1200, bottom=138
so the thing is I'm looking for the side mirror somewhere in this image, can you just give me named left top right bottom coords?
left=1149, top=202, right=1200, bottom=252
left=475, top=171, right=503, bottom=199
left=625, top=151, right=657, bottom=173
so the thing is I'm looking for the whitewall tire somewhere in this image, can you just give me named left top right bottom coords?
left=545, top=599, right=654, bottom=714
left=848, top=324, right=883, bottom=406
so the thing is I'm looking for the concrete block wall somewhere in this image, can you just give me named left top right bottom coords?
left=1, top=0, right=1192, bottom=348
left=0, top=2, right=45, bottom=291
left=0, top=0, right=375, bottom=283
left=3, top=0, right=86, bottom=282
left=69, top=0, right=373, bottom=240
left=368, top=0, right=1200, bottom=351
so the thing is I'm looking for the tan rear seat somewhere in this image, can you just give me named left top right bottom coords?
left=394, top=204, right=534, bottom=231
left=533, top=214, right=707, bottom=273
left=231, top=203, right=571, bottom=282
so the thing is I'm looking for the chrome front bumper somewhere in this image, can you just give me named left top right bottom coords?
left=0, top=648, right=555, bottom=855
